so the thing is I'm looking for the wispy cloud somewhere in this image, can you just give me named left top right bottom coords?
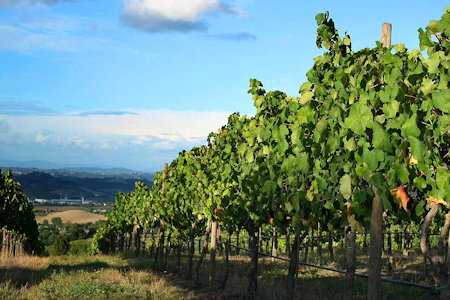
left=1, top=0, right=77, bottom=6
left=0, top=23, right=115, bottom=52
left=207, top=31, right=256, bottom=41
left=0, top=9, right=118, bottom=52
left=121, top=0, right=247, bottom=33
left=0, top=99, right=57, bottom=115
left=0, top=119, right=11, bottom=133
left=73, top=110, right=138, bottom=117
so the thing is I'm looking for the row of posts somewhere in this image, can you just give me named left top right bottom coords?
left=121, top=225, right=426, bottom=262
left=0, top=228, right=25, bottom=259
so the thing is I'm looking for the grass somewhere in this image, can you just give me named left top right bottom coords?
left=0, top=251, right=440, bottom=299
left=0, top=255, right=196, bottom=299
left=35, top=210, right=107, bottom=224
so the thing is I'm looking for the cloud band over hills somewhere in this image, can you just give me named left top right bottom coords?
left=0, top=108, right=232, bottom=170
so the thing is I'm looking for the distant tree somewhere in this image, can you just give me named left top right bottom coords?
left=0, top=169, right=40, bottom=253
left=51, top=217, right=63, bottom=226
left=53, top=234, right=70, bottom=255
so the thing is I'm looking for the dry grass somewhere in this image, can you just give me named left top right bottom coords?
left=0, top=255, right=197, bottom=299
left=36, top=210, right=107, bottom=224
left=0, top=252, right=440, bottom=299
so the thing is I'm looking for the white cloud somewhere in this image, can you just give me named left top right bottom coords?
left=2, top=108, right=230, bottom=147
left=151, top=140, right=179, bottom=150
left=125, top=0, right=221, bottom=22
left=36, top=132, right=48, bottom=143
left=122, top=0, right=246, bottom=33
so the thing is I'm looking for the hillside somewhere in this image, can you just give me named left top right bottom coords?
left=36, top=210, right=107, bottom=224
left=9, top=171, right=153, bottom=202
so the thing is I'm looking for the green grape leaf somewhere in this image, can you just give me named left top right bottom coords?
left=344, top=102, right=373, bottom=135
left=340, top=174, right=352, bottom=200
left=401, top=114, right=420, bottom=138
left=409, top=136, right=425, bottom=163
left=395, top=164, right=409, bottom=184
left=432, top=90, right=450, bottom=113
left=372, top=122, right=392, bottom=152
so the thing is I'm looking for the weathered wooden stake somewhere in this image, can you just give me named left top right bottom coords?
left=368, top=24, right=392, bottom=300
left=368, top=187, right=384, bottom=300
left=345, top=226, right=356, bottom=300
left=209, top=221, right=218, bottom=285
left=381, top=23, right=392, bottom=47
left=271, top=227, right=278, bottom=262
left=328, top=231, right=334, bottom=260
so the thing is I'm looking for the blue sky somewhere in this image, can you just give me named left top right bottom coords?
left=0, top=0, right=448, bottom=171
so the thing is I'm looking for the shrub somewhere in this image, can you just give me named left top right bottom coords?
left=53, top=234, right=70, bottom=255
left=68, top=240, right=91, bottom=256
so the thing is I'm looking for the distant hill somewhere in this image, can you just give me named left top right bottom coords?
left=36, top=210, right=107, bottom=224
left=7, top=171, right=154, bottom=202
left=0, top=159, right=61, bottom=170
left=0, top=159, right=143, bottom=174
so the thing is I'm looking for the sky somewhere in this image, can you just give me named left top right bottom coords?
left=0, top=0, right=448, bottom=172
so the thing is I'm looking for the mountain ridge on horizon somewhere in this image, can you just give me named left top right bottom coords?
left=0, top=158, right=152, bottom=174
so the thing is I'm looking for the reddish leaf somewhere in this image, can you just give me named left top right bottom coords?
left=214, top=208, right=225, bottom=221
left=390, top=185, right=410, bottom=211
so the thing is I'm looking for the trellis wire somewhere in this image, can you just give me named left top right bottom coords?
left=228, top=244, right=444, bottom=293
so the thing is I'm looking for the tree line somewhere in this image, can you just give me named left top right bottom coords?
left=0, top=170, right=40, bottom=256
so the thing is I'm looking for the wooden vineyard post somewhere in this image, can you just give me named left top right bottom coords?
left=387, top=224, right=395, bottom=272
left=286, top=228, right=301, bottom=300
left=368, top=24, right=391, bottom=300
left=258, top=227, right=262, bottom=252
left=381, top=23, right=392, bottom=47
left=345, top=226, right=356, bottom=300
left=155, top=221, right=165, bottom=270
left=177, top=228, right=182, bottom=271
left=187, top=224, right=196, bottom=279
left=209, top=221, right=217, bottom=285
left=236, top=230, right=240, bottom=255
left=217, top=226, right=223, bottom=256
left=195, top=221, right=212, bottom=284
left=14, top=234, right=18, bottom=257
left=220, top=230, right=232, bottom=289
left=317, top=223, right=322, bottom=263
left=328, top=231, right=334, bottom=260
left=437, top=211, right=450, bottom=299
left=7, top=232, right=11, bottom=258
left=303, top=234, right=309, bottom=263
left=271, top=227, right=277, bottom=262
left=247, top=222, right=259, bottom=299
left=141, top=229, right=147, bottom=256
left=363, top=232, right=368, bottom=253
left=0, top=229, right=3, bottom=260
left=286, top=228, right=291, bottom=257
left=368, top=187, right=384, bottom=300
left=155, top=162, right=168, bottom=270
left=119, top=233, right=124, bottom=253
left=164, top=231, right=171, bottom=271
